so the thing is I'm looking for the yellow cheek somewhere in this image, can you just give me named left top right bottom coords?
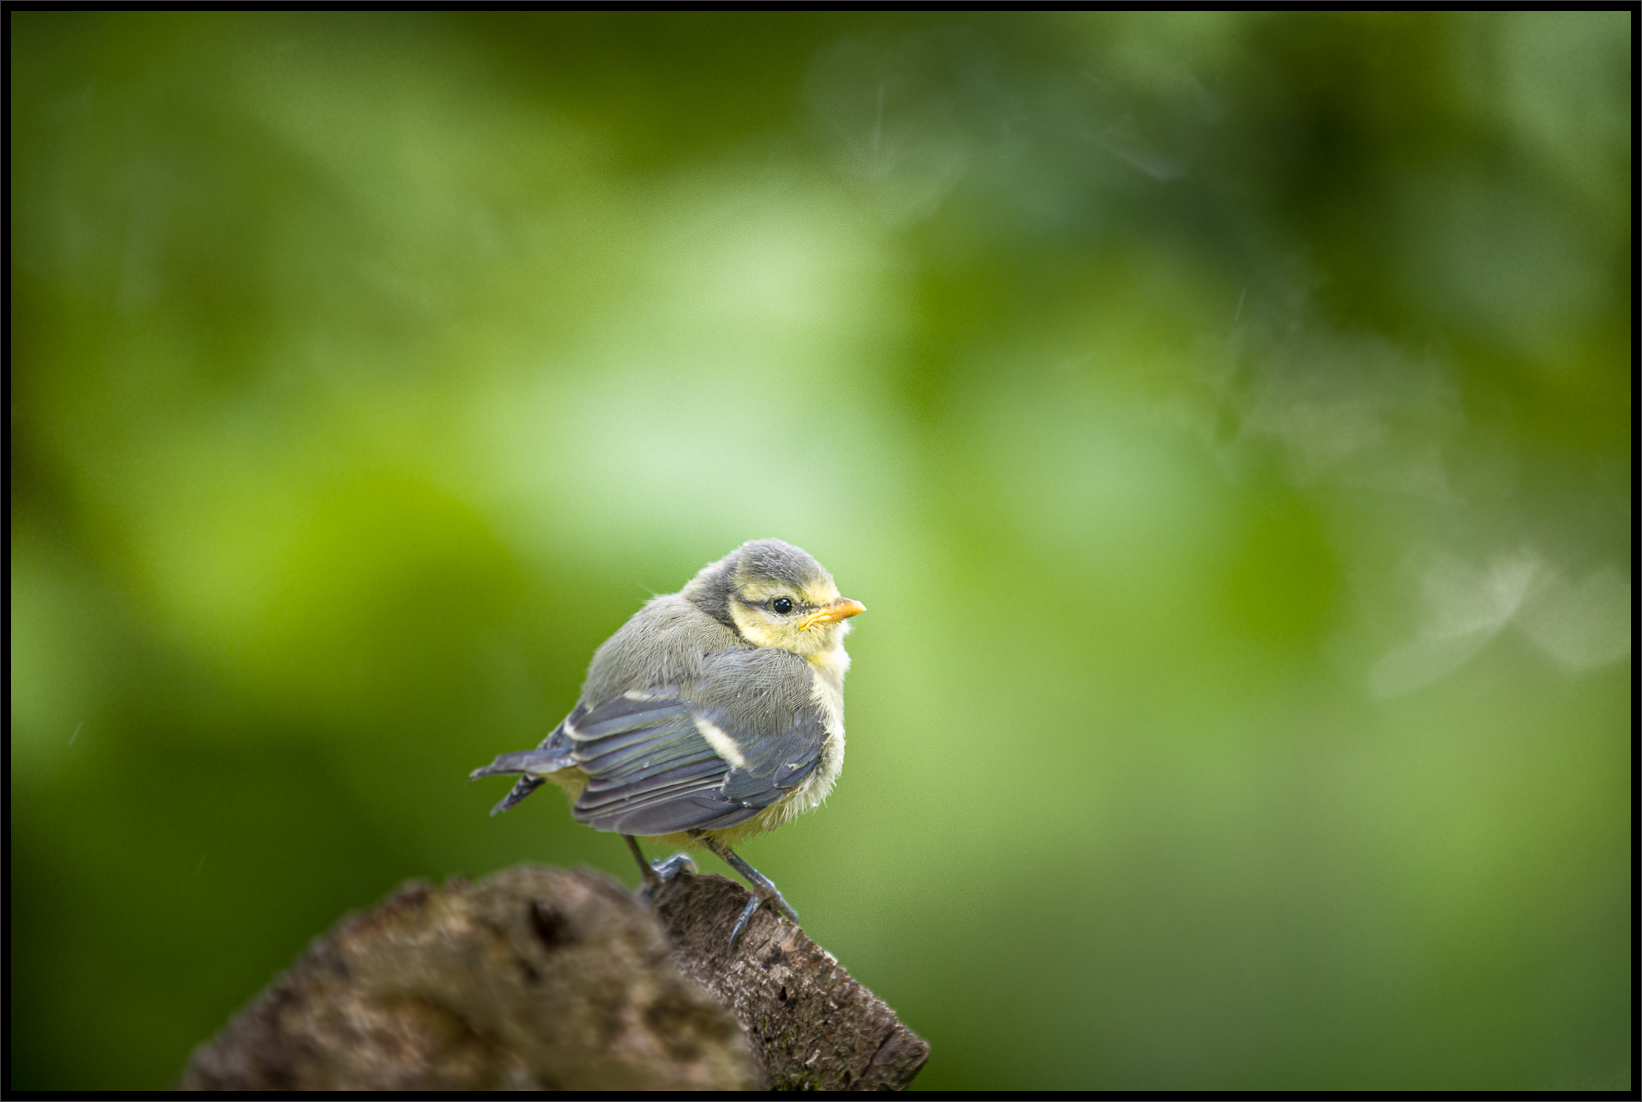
left=728, top=602, right=782, bottom=648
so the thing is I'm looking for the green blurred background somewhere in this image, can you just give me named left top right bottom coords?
left=9, top=12, right=1631, bottom=1090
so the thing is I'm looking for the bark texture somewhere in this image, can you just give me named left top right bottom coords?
left=177, top=865, right=927, bottom=1091
left=650, top=871, right=930, bottom=1090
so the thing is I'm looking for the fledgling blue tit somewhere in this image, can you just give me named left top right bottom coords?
left=471, top=539, right=865, bottom=949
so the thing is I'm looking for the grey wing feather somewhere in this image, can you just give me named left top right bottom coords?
left=565, top=695, right=739, bottom=834
left=562, top=648, right=829, bottom=836
left=688, top=648, right=828, bottom=807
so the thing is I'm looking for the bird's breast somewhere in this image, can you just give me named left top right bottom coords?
left=806, top=639, right=851, bottom=693
left=680, top=641, right=852, bottom=847
left=785, top=641, right=849, bottom=815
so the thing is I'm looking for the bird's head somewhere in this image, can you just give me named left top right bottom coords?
left=684, top=539, right=864, bottom=659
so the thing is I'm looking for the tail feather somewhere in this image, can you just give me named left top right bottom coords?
left=470, top=749, right=574, bottom=816
left=491, top=776, right=544, bottom=816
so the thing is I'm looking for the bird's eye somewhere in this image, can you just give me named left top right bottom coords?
left=771, top=597, right=794, bottom=615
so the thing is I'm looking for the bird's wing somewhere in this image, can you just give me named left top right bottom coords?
left=567, top=649, right=828, bottom=836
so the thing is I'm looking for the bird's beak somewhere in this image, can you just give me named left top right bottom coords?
left=800, top=597, right=866, bottom=629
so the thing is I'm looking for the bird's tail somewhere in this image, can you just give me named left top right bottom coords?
left=469, top=749, right=575, bottom=816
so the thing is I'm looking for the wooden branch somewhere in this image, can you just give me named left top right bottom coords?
left=177, top=865, right=928, bottom=1091
left=649, top=871, right=930, bottom=1090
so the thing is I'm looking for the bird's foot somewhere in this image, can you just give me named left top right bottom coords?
left=650, top=851, right=698, bottom=883
left=689, top=834, right=800, bottom=950
left=727, top=883, right=800, bottom=951
left=626, top=835, right=696, bottom=902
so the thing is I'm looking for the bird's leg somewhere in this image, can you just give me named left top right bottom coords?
left=624, top=835, right=660, bottom=886
left=693, top=833, right=800, bottom=949
left=625, top=834, right=695, bottom=895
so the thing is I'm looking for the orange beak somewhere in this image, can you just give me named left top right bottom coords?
left=799, top=597, right=866, bottom=630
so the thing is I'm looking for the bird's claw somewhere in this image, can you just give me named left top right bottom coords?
left=636, top=852, right=697, bottom=905
left=726, top=885, right=799, bottom=951
left=629, top=835, right=696, bottom=903
left=651, top=852, right=697, bottom=882
left=768, top=889, right=800, bottom=926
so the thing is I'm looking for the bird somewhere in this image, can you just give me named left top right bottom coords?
left=470, top=539, right=865, bottom=949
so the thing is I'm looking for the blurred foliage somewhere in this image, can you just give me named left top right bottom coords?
left=9, top=12, right=1632, bottom=1091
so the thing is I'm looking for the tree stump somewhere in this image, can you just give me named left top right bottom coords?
left=178, top=865, right=928, bottom=1090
